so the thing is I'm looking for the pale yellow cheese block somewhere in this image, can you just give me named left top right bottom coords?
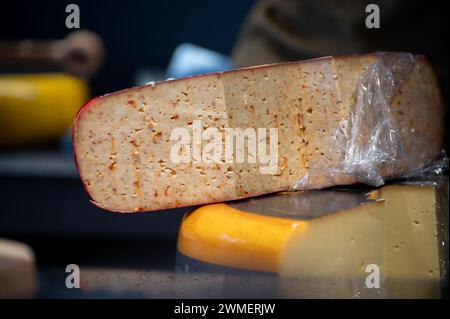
left=280, top=185, right=442, bottom=298
left=73, top=53, right=444, bottom=212
left=177, top=184, right=445, bottom=298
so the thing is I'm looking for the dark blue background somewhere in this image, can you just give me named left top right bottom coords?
left=0, top=0, right=255, bottom=95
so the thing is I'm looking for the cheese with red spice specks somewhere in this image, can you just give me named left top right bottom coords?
left=73, top=53, right=444, bottom=212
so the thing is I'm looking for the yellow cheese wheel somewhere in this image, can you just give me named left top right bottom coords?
left=178, top=203, right=306, bottom=272
left=177, top=184, right=445, bottom=298
left=0, top=73, right=89, bottom=146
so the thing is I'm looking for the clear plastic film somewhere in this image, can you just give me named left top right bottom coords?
left=294, top=52, right=448, bottom=189
left=344, top=52, right=415, bottom=185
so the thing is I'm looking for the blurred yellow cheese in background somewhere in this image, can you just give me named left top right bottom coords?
left=0, top=73, right=88, bottom=146
left=0, top=238, right=37, bottom=298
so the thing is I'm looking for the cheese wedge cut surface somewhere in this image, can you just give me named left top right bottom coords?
left=73, top=53, right=443, bottom=212
left=177, top=184, right=444, bottom=298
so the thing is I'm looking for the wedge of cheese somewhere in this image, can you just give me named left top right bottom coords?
left=73, top=53, right=443, bottom=212
left=177, top=183, right=446, bottom=298
left=0, top=239, right=37, bottom=298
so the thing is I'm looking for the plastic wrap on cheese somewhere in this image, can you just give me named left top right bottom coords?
left=294, top=52, right=447, bottom=190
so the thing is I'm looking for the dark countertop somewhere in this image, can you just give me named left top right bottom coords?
left=0, top=151, right=191, bottom=298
